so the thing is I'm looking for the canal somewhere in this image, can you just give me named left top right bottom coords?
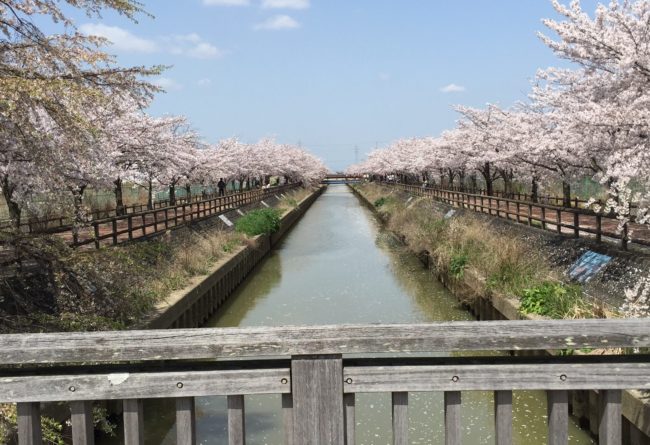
left=140, top=185, right=594, bottom=445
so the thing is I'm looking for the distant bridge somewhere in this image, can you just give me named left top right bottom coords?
left=322, top=174, right=364, bottom=184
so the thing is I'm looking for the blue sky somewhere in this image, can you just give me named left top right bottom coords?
left=63, top=0, right=597, bottom=171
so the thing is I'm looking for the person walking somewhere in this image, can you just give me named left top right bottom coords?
left=217, top=178, right=226, bottom=197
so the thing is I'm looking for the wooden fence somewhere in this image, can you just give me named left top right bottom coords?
left=3, top=184, right=294, bottom=235
left=72, top=184, right=299, bottom=248
left=0, top=319, right=648, bottom=444
left=384, top=183, right=650, bottom=250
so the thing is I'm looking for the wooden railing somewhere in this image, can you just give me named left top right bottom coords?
left=383, top=182, right=650, bottom=250
left=383, top=181, right=641, bottom=211
left=1, top=319, right=648, bottom=444
left=73, top=184, right=299, bottom=248
left=3, top=185, right=294, bottom=235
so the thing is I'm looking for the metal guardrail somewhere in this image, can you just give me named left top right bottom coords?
left=1, top=319, right=648, bottom=444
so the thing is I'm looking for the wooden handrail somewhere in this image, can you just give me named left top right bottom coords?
left=1, top=320, right=648, bottom=444
left=1, top=319, right=647, bottom=365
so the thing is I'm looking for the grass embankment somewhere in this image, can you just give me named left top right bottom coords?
left=359, top=183, right=607, bottom=320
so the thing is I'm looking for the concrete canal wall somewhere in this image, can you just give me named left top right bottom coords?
left=145, top=186, right=324, bottom=329
left=350, top=183, right=650, bottom=445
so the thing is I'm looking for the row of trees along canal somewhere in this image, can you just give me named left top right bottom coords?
left=348, top=0, right=650, bottom=235
left=0, top=1, right=328, bottom=236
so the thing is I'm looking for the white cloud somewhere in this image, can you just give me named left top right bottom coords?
left=81, top=25, right=225, bottom=60
left=203, top=0, right=249, bottom=5
left=153, top=77, right=183, bottom=91
left=197, top=78, right=213, bottom=86
left=254, top=15, right=300, bottom=30
left=79, top=23, right=158, bottom=53
left=165, top=33, right=224, bottom=59
left=261, top=0, right=309, bottom=9
left=440, top=83, right=466, bottom=93
left=188, top=42, right=221, bottom=59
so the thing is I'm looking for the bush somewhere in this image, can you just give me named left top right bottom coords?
left=374, top=197, right=387, bottom=208
left=235, top=208, right=282, bottom=236
left=449, top=252, right=469, bottom=279
left=519, top=282, right=586, bottom=319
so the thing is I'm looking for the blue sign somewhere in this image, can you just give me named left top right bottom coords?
left=567, top=251, right=612, bottom=283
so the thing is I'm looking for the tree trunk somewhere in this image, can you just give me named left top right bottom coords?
left=482, top=162, right=494, bottom=196
left=185, top=184, right=192, bottom=203
left=531, top=176, right=539, bottom=203
left=458, top=170, right=466, bottom=192
left=114, top=177, right=125, bottom=216
left=71, top=185, right=87, bottom=245
left=448, top=170, right=455, bottom=189
left=147, top=177, right=154, bottom=210
left=562, top=181, right=572, bottom=208
left=470, top=173, right=478, bottom=192
left=169, top=184, right=176, bottom=206
left=1, top=176, right=21, bottom=231
left=501, top=169, right=514, bottom=199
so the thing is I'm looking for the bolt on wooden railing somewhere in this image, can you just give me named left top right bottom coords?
left=382, top=182, right=648, bottom=250
left=0, top=319, right=648, bottom=444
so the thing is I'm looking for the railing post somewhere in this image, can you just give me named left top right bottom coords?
left=70, top=401, right=94, bottom=445
left=291, top=355, right=344, bottom=444
left=123, top=399, right=144, bottom=445
left=494, top=390, right=512, bottom=445
left=344, top=394, right=355, bottom=445
left=17, top=402, right=42, bottom=445
left=547, top=390, right=568, bottom=445
left=444, top=391, right=461, bottom=445
left=228, top=395, right=246, bottom=445
left=392, top=392, right=409, bottom=445
left=176, top=397, right=196, bottom=445
left=599, top=390, right=622, bottom=445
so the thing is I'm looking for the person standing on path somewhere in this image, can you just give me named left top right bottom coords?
left=218, top=178, right=226, bottom=196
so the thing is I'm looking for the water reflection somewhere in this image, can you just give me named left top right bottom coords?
left=125, top=186, right=594, bottom=445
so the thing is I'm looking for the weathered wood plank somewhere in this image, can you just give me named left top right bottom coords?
left=291, top=355, right=344, bottom=444
left=70, top=401, right=94, bottom=445
left=2, top=319, right=648, bottom=364
left=344, top=393, right=355, bottom=445
left=494, top=390, right=512, bottom=445
left=228, top=395, right=245, bottom=445
left=599, top=390, right=622, bottom=445
left=392, top=392, right=408, bottom=445
left=547, top=390, right=568, bottom=445
left=282, top=393, right=294, bottom=445
left=17, top=402, right=42, bottom=445
left=444, top=391, right=461, bottom=445
left=176, top=397, right=196, bottom=445
left=342, top=362, right=650, bottom=392
left=123, top=399, right=144, bottom=445
left=0, top=368, right=290, bottom=402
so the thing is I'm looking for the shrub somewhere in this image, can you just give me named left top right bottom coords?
left=449, top=252, right=469, bottom=279
left=374, top=197, right=387, bottom=208
left=235, top=208, right=282, bottom=236
left=519, top=282, right=586, bottom=319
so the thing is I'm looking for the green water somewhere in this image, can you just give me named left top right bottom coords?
left=126, top=185, right=594, bottom=445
